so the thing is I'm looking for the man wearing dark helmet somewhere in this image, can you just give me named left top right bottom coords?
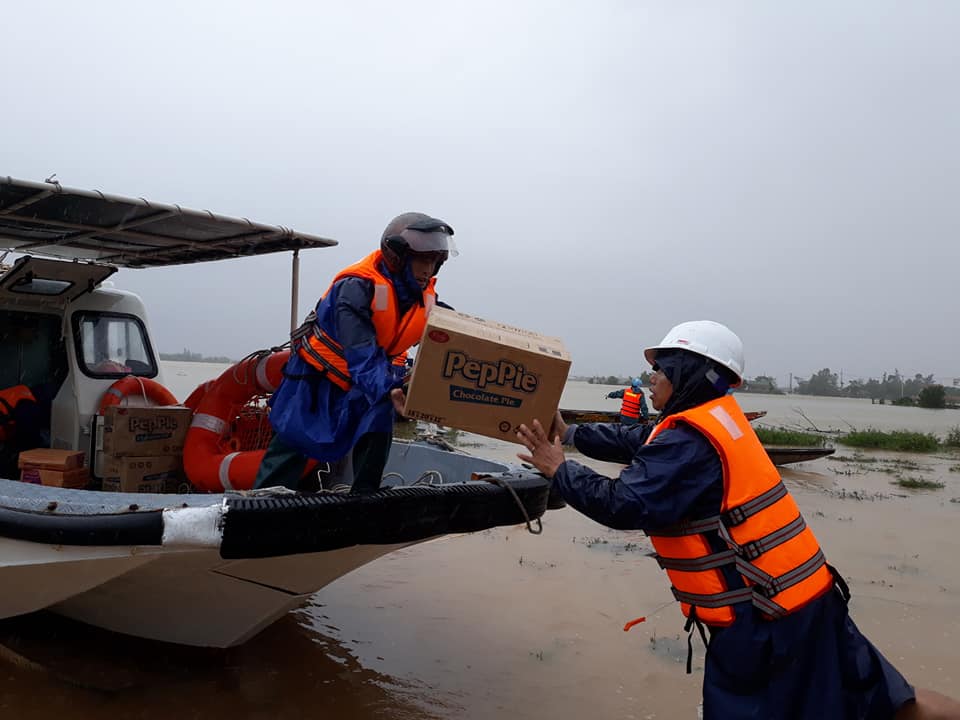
left=254, top=212, right=456, bottom=493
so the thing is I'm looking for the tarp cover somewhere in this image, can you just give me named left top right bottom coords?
left=0, top=176, right=337, bottom=268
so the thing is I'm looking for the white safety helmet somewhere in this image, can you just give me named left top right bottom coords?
left=644, top=320, right=745, bottom=387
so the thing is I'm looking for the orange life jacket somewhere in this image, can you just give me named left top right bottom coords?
left=0, top=385, right=36, bottom=442
left=294, top=250, right=436, bottom=391
left=620, top=388, right=643, bottom=420
left=0, top=385, right=35, bottom=419
left=645, top=395, right=833, bottom=627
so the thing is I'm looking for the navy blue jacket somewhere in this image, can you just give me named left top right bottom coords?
left=268, top=270, right=446, bottom=461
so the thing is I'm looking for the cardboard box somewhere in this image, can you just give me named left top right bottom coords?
left=19, top=466, right=90, bottom=488
left=101, top=455, right=182, bottom=493
left=403, top=308, right=571, bottom=443
left=98, top=406, right=192, bottom=457
left=18, top=448, right=86, bottom=471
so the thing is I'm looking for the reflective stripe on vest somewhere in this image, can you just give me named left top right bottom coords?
left=295, top=250, right=436, bottom=391
left=645, top=395, right=833, bottom=626
left=620, top=389, right=643, bottom=420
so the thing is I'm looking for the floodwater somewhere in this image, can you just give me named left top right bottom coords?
left=1, top=365, right=958, bottom=719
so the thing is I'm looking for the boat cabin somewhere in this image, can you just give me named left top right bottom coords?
left=0, top=176, right=336, bottom=481
left=0, top=255, right=154, bottom=477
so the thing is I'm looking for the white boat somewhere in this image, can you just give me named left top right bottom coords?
left=0, top=176, right=554, bottom=648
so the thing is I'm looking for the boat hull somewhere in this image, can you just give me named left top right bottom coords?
left=764, top=447, right=836, bottom=466
left=51, top=543, right=414, bottom=648
left=0, top=441, right=551, bottom=647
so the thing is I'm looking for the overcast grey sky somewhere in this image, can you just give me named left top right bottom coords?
left=3, top=1, right=959, bottom=386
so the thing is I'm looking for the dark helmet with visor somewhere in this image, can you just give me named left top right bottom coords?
left=380, top=212, right=457, bottom=276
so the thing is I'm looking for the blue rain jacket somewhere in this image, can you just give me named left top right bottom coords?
left=267, top=275, right=409, bottom=461
left=554, top=420, right=915, bottom=719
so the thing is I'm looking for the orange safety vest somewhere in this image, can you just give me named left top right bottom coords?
left=0, top=384, right=35, bottom=419
left=645, top=395, right=833, bottom=627
left=620, top=388, right=643, bottom=420
left=294, top=250, right=436, bottom=391
left=0, top=385, right=36, bottom=441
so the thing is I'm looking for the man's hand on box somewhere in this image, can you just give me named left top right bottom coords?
left=516, top=418, right=565, bottom=479
left=550, top=410, right=569, bottom=444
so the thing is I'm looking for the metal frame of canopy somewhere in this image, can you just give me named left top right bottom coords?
left=0, top=175, right=339, bottom=331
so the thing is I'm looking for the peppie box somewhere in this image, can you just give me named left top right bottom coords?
left=97, top=405, right=192, bottom=457
left=403, top=308, right=571, bottom=444
left=100, top=455, right=183, bottom=493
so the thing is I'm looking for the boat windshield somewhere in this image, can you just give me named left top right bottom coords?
left=72, top=311, right=158, bottom=379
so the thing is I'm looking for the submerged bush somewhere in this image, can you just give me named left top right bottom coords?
left=839, top=429, right=939, bottom=453
left=917, top=384, right=947, bottom=409
left=893, top=477, right=944, bottom=490
left=754, top=427, right=825, bottom=447
left=944, top=426, right=960, bottom=448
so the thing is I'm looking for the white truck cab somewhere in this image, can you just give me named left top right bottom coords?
left=0, top=255, right=161, bottom=475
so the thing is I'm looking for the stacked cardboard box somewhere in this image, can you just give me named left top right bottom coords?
left=97, top=405, right=192, bottom=493
left=403, top=308, right=571, bottom=443
left=18, top=448, right=90, bottom=488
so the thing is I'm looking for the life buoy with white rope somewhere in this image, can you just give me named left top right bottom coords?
left=98, top=375, right=178, bottom=413
left=183, top=379, right=214, bottom=411
left=182, top=349, right=289, bottom=492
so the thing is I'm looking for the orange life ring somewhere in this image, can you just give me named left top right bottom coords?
left=182, top=350, right=289, bottom=492
left=183, top=379, right=214, bottom=412
left=0, top=384, right=37, bottom=443
left=99, top=375, right=178, bottom=413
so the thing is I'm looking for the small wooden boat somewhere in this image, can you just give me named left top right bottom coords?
left=559, top=408, right=767, bottom=425
left=557, top=409, right=833, bottom=467
left=763, top=447, right=835, bottom=466
left=559, top=408, right=621, bottom=424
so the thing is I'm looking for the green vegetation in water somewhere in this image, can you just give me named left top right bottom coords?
left=838, top=429, right=939, bottom=453
left=917, top=385, right=947, bottom=408
left=893, top=477, right=944, bottom=490
left=881, top=458, right=926, bottom=471
left=754, top=427, right=825, bottom=447
left=944, top=426, right=960, bottom=448
left=828, top=452, right=943, bottom=483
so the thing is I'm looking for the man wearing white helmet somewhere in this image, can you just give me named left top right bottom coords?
left=517, top=321, right=958, bottom=720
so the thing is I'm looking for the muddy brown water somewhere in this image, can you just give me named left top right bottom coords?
left=1, top=372, right=958, bottom=718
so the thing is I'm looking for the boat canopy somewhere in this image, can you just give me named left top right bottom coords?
left=0, top=176, right=337, bottom=268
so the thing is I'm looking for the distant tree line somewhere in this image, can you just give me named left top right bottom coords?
left=739, top=375, right=784, bottom=395
left=577, top=369, right=955, bottom=409
left=159, top=348, right=235, bottom=364
left=758, top=368, right=955, bottom=409
left=580, top=372, right=653, bottom=386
